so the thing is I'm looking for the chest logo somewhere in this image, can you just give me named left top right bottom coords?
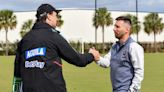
left=25, top=47, right=46, bottom=59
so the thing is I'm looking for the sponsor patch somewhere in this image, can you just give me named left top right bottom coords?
left=25, top=47, right=46, bottom=59
left=25, top=60, right=45, bottom=68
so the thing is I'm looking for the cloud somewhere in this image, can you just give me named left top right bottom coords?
left=138, top=0, right=164, bottom=12
left=105, top=0, right=136, bottom=11
left=140, top=0, right=164, bottom=6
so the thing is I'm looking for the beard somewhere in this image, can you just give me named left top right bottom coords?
left=115, top=31, right=126, bottom=39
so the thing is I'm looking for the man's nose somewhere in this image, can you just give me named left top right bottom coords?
left=113, top=27, right=116, bottom=32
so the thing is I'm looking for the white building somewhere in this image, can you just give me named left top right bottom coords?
left=0, top=9, right=164, bottom=43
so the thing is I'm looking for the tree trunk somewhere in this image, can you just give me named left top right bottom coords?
left=5, top=29, right=9, bottom=56
left=154, top=31, right=157, bottom=52
left=95, top=28, right=97, bottom=44
left=102, top=27, right=105, bottom=53
left=95, top=28, right=97, bottom=49
left=136, top=31, right=139, bottom=43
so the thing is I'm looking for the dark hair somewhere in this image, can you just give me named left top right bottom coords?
left=115, top=16, right=132, bottom=25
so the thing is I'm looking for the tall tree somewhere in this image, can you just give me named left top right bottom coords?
left=93, top=7, right=113, bottom=52
left=93, top=12, right=98, bottom=44
left=0, top=10, right=17, bottom=56
left=124, top=14, right=141, bottom=42
left=20, top=19, right=33, bottom=38
left=143, top=13, right=164, bottom=52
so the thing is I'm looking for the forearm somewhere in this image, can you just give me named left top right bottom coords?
left=129, top=68, right=144, bottom=92
left=96, top=52, right=111, bottom=68
left=74, top=53, right=94, bottom=67
left=61, top=49, right=94, bottom=67
left=13, top=63, right=22, bottom=92
left=129, top=61, right=144, bottom=91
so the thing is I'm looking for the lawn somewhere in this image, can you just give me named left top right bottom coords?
left=0, top=53, right=164, bottom=92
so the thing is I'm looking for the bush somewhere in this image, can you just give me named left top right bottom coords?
left=0, top=41, right=163, bottom=55
left=70, top=41, right=164, bottom=53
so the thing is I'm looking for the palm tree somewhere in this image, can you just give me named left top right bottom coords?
left=0, top=10, right=17, bottom=56
left=93, top=7, right=113, bottom=52
left=124, top=14, right=141, bottom=42
left=93, top=12, right=99, bottom=44
left=143, top=13, right=164, bottom=52
left=20, top=19, right=33, bottom=38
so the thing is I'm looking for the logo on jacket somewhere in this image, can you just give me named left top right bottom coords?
left=25, top=60, right=45, bottom=68
left=25, top=47, right=46, bottom=59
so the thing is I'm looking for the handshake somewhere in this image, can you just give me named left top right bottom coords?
left=88, top=47, right=100, bottom=61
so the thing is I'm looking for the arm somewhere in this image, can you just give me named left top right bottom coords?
left=96, top=51, right=111, bottom=68
left=129, top=43, right=144, bottom=91
left=54, top=34, right=94, bottom=67
left=12, top=42, right=23, bottom=92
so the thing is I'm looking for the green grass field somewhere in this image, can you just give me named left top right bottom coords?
left=0, top=53, right=164, bottom=92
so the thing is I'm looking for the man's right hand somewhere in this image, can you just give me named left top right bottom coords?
left=89, top=47, right=100, bottom=61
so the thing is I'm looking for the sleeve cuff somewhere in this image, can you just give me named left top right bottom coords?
left=96, top=57, right=103, bottom=65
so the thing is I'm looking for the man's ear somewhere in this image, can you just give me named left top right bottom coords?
left=125, top=23, right=131, bottom=32
left=127, top=27, right=130, bottom=32
left=46, top=13, right=51, bottom=21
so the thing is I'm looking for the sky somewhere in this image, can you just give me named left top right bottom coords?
left=0, top=0, right=164, bottom=13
